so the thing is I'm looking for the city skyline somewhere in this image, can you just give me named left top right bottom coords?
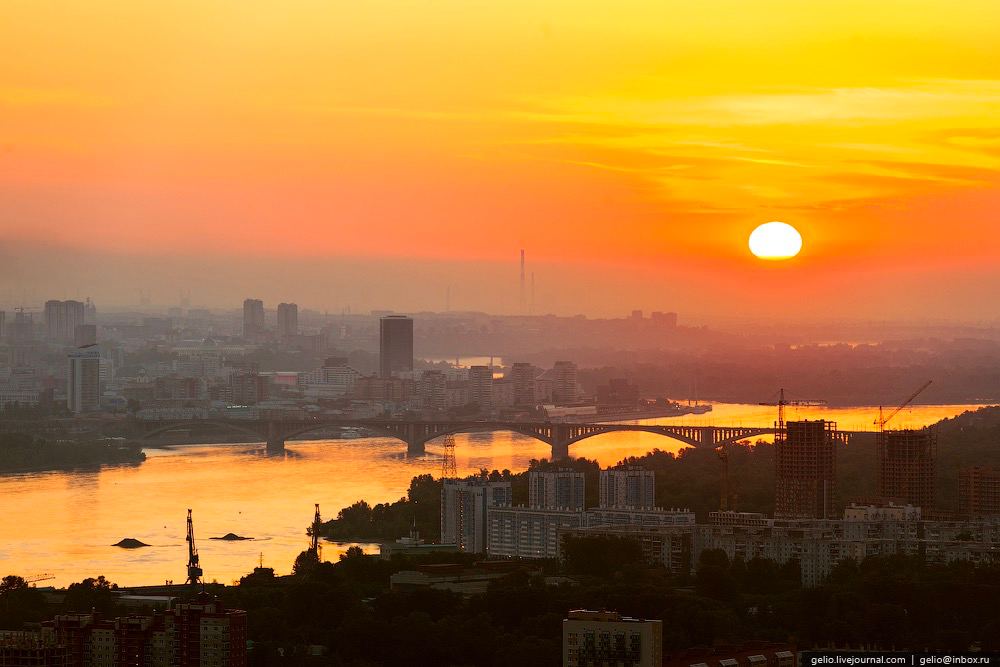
left=3, top=2, right=1000, bottom=321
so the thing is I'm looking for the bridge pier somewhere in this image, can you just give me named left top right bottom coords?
left=407, top=439, right=426, bottom=457
left=551, top=440, right=570, bottom=460
left=266, top=421, right=286, bottom=454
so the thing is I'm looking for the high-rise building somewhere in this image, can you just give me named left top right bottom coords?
left=775, top=420, right=837, bottom=519
left=67, top=344, right=101, bottom=414
left=73, top=324, right=97, bottom=347
left=563, top=610, right=662, bottom=667
left=37, top=593, right=246, bottom=667
left=552, top=360, right=579, bottom=404
left=600, top=467, right=656, bottom=510
left=242, top=299, right=265, bottom=338
left=419, top=370, right=447, bottom=410
left=440, top=477, right=512, bottom=553
left=510, top=362, right=537, bottom=407
left=44, top=300, right=86, bottom=343
left=10, top=308, right=34, bottom=344
left=229, top=371, right=269, bottom=405
left=0, top=310, right=5, bottom=339
left=276, top=302, right=298, bottom=339
left=379, top=315, right=413, bottom=378
left=878, top=428, right=936, bottom=510
left=959, top=466, right=1000, bottom=517
left=529, top=469, right=586, bottom=510
left=468, top=365, right=493, bottom=412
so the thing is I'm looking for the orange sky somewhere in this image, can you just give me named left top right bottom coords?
left=2, top=1, right=1000, bottom=318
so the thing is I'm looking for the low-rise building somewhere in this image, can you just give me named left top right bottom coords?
left=562, top=610, right=662, bottom=667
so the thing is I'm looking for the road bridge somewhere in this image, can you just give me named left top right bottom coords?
left=128, top=417, right=785, bottom=459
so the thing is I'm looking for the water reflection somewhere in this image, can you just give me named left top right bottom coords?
left=0, top=403, right=989, bottom=587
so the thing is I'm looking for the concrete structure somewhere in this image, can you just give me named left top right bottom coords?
left=123, top=416, right=793, bottom=457
left=33, top=594, right=246, bottom=667
left=276, top=302, right=298, bottom=340
left=529, top=469, right=586, bottom=510
left=441, top=477, right=513, bottom=553
left=378, top=315, right=413, bottom=378
left=67, top=344, right=101, bottom=414
left=488, top=506, right=586, bottom=559
left=45, top=299, right=86, bottom=343
left=959, top=466, right=1000, bottom=516
left=600, top=467, right=656, bottom=510
left=878, top=428, right=936, bottom=510
left=775, top=420, right=838, bottom=519
left=241, top=299, right=265, bottom=339
left=563, top=610, right=662, bottom=667
left=510, top=362, right=537, bottom=407
left=551, top=360, right=579, bottom=404
left=468, top=365, right=494, bottom=412
left=74, top=324, right=97, bottom=347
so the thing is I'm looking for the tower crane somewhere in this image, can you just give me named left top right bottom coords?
left=185, top=509, right=203, bottom=586
left=875, top=380, right=933, bottom=432
left=759, top=388, right=828, bottom=434
left=25, top=574, right=54, bottom=586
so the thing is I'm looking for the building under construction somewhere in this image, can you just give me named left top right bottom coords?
left=877, top=428, right=936, bottom=510
left=775, top=420, right=837, bottom=519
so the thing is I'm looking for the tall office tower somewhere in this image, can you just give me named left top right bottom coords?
left=276, top=302, right=298, bottom=340
left=775, top=420, right=837, bottom=519
left=510, top=362, right=537, bottom=407
left=379, top=315, right=413, bottom=377
left=958, top=466, right=1000, bottom=517
left=67, top=344, right=101, bottom=414
left=440, top=477, right=512, bottom=553
left=878, top=428, right=936, bottom=509
left=599, top=467, right=656, bottom=510
left=242, top=299, right=265, bottom=338
left=468, top=365, right=494, bottom=412
left=529, top=469, right=586, bottom=510
left=552, top=360, right=579, bottom=404
left=73, top=323, right=97, bottom=347
left=84, top=297, right=97, bottom=323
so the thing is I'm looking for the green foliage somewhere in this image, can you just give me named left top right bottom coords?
left=0, top=433, right=145, bottom=473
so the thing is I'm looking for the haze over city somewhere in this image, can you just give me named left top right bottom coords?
left=4, top=2, right=1000, bottom=666
left=4, top=1, right=1000, bottom=319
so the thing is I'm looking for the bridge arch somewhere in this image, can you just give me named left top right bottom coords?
left=279, top=422, right=415, bottom=445
left=137, top=419, right=268, bottom=443
left=563, top=426, right=702, bottom=449
left=419, top=425, right=556, bottom=448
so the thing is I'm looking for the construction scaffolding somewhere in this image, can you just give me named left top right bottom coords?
left=877, top=428, right=936, bottom=510
left=775, top=420, right=837, bottom=519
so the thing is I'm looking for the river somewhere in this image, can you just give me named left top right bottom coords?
left=0, top=402, right=989, bottom=587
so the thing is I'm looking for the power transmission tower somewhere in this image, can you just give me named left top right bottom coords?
left=441, top=435, right=457, bottom=479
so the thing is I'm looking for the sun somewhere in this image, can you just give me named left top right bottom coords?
left=748, top=221, right=802, bottom=260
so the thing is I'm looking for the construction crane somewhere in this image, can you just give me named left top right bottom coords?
left=875, top=380, right=933, bottom=432
left=185, top=509, right=203, bottom=586
left=759, top=388, right=828, bottom=434
left=307, top=503, right=323, bottom=560
left=25, top=574, right=54, bottom=586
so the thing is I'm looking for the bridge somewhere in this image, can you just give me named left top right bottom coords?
left=128, top=417, right=784, bottom=459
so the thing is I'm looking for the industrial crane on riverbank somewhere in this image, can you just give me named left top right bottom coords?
left=185, top=509, right=203, bottom=586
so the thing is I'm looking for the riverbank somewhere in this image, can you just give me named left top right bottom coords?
left=0, top=433, right=146, bottom=474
